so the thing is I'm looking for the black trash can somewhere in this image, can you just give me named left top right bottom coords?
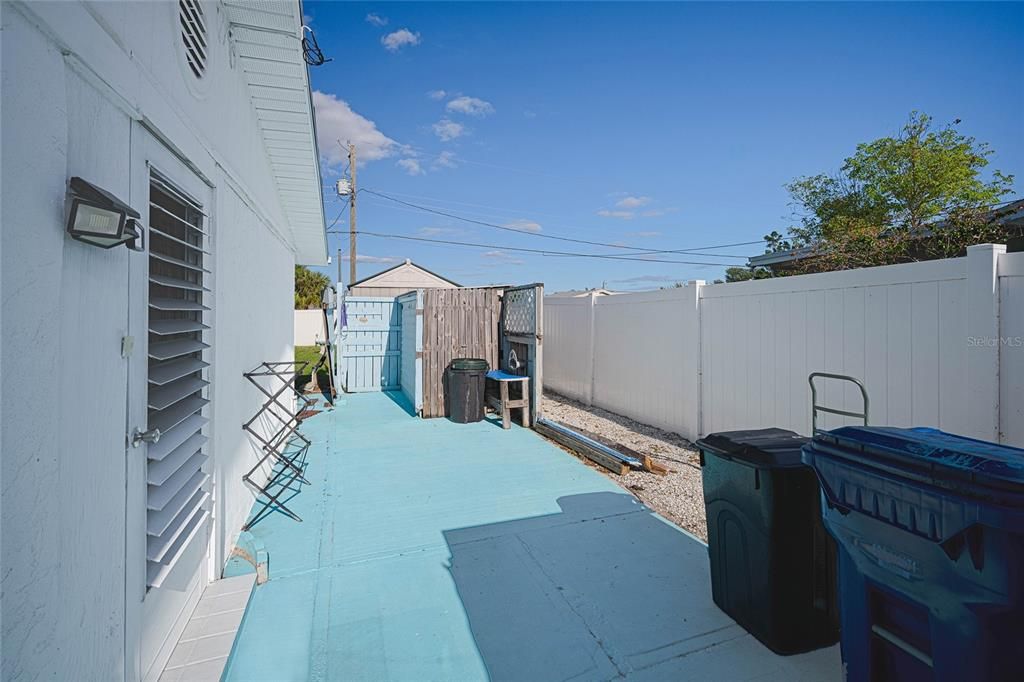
left=696, top=428, right=839, bottom=654
left=447, top=358, right=488, bottom=423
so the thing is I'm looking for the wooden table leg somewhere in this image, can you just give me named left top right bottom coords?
left=520, top=378, right=530, bottom=427
left=500, top=381, right=510, bottom=429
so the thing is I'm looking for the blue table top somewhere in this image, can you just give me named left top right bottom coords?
left=487, top=370, right=529, bottom=381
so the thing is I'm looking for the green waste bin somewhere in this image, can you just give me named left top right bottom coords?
left=697, top=428, right=839, bottom=654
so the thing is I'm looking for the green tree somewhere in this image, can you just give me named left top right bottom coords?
left=844, top=112, right=1013, bottom=232
left=776, top=112, right=1014, bottom=272
left=295, top=265, right=330, bottom=309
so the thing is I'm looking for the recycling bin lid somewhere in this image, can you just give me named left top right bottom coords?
left=696, top=428, right=809, bottom=468
left=808, top=426, right=1024, bottom=502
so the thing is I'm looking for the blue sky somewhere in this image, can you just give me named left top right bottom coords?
left=304, top=1, right=1022, bottom=291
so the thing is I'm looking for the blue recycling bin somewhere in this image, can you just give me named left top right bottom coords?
left=802, top=427, right=1024, bottom=682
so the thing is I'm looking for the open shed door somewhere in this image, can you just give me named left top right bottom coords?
left=339, top=296, right=401, bottom=392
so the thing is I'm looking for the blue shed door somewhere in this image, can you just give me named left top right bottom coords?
left=340, top=297, right=402, bottom=392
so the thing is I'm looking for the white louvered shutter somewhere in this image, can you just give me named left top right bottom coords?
left=146, top=173, right=211, bottom=589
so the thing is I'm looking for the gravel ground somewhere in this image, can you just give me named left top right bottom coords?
left=541, top=391, right=708, bottom=542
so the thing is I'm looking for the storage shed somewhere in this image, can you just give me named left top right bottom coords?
left=349, top=259, right=459, bottom=297
left=338, top=284, right=544, bottom=421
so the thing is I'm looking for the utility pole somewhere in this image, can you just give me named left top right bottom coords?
left=348, top=143, right=357, bottom=286
left=337, top=248, right=342, bottom=291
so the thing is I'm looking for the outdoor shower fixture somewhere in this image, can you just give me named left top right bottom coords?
left=65, top=176, right=143, bottom=250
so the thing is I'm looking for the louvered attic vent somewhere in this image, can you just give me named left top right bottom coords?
left=146, top=173, right=211, bottom=589
left=179, top=0, right=208, bottom=78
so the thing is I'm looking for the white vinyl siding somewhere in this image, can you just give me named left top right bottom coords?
left=146, top=172, right=211, bottom=589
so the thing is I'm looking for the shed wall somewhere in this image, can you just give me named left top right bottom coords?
left=351, top=285, right=432, bottom=298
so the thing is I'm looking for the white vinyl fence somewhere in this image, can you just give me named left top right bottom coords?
left=545, top=245, right=1024, bottom=447
left=294, top=309, right=327, bottom=346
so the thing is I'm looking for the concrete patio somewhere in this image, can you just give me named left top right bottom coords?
left=223, top=392, right=840, bottom=681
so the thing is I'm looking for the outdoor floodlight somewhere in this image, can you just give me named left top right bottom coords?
left=66, top=176, right=142, bottom=249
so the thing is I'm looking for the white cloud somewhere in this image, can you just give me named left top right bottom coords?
left=381, top=28, right=420, bottom=52
left=627, top=230, right=662, bottom=238
left=524, top=110, right=537, bottom=119
left=432, top=151, right=458, bottom=169
left=365, top=13, right=388, bottom=27
left=641, top=209, right=667, bottom=217
left=616, top=196, right=652, bottom=209
left=312, top=91, right=398, bottom=166
left=503, top=219, right=542, bottom=233
left=427, top=89, right=447, bottom=100
left=342, top=254, right=400, bottom=264
left=482, top=250, right=524, bottom=265
left=432, top=119, right=465, bottom=141
left=397, top=158, right=424, bottom=176
left=446, top=96, right=495, bottom=117
left=418, top=226, right=468, bottom=237
left=597, top=209, right=635, bottom=220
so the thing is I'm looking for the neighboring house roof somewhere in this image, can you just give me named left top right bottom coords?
left=548, top=288, right=622, bottom=297
left=223, top=1, right=327, bottom=266
left=747, top=199, right=1024, bottom=269
left=747, top=246, right=816, bottom=268
left=349, top=259, right=461, bottom=289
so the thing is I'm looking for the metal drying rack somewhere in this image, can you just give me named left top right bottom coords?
left=241, top=361, right=314, bottom=530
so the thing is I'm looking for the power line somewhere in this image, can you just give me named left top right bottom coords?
left=360, top=188, right=758, bottom=258
left=326, top=229, right=736, bottom=266
left=357, top=195, right=755, bottom=259
left=326, top=202, right=348, bottom=230
left=366, top=188, right=589, bottom=223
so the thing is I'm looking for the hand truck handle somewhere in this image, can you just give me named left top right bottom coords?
left=808, top=372, right=869, bottom=436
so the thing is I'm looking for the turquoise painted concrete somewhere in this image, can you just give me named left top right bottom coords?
left=224, top=392, right=840, bottom=681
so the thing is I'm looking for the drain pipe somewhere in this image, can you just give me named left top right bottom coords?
left=535, top=418, right=643, bottom=469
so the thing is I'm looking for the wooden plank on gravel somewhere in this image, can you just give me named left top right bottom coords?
left=534, top=421, right=630, bottom=475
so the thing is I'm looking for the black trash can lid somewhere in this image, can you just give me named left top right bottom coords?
left=697, top=428, right=808, bottom=468
left=450, top=357, right=489, bottom=371
left=805, top=426, right=1024, bottom=503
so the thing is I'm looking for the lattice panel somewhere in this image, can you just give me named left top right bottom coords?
left=503, top=286, right=537, bottom=336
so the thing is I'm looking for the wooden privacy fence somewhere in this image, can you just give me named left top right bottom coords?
left=421, top=287, right=502, bottom=418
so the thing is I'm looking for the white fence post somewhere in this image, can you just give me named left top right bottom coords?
left=587, top=292, right=596, bottom=406
left=685, top=280, right=704, bottom=440
left=966, top=243, right=1005, bottom=442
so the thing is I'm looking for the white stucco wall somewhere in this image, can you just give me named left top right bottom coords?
left=211, top=186, right=293, bottom=574
left=1, top=3, right=307, bottom=680
left=1, top=12, right=131, bottom=679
